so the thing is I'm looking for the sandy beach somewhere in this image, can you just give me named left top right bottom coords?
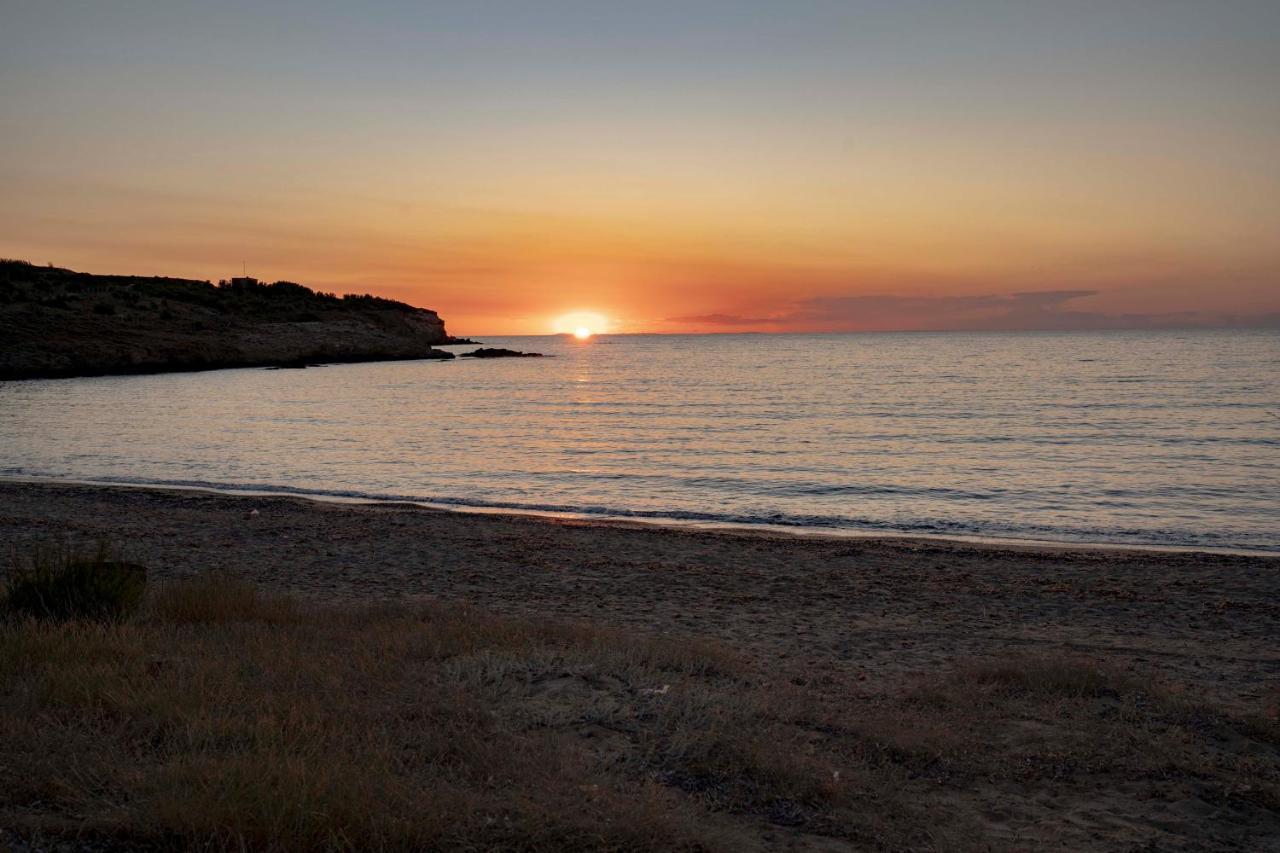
left=3, top=480, right=1276, bottom=706
left=3, top=480, right=1280, bottom=850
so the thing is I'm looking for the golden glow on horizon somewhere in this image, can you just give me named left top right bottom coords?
left=553, top=311, right=610, bottom=336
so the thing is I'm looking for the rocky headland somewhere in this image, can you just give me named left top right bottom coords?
left=0, top=260, right=457, bottom=380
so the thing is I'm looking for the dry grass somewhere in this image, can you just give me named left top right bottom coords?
left=145, top=573, right=301, bottom=625
left=1, top=577, right=1277, bottom=852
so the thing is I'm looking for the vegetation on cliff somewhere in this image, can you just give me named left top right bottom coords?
left=0, top=260, right=454, bottom=380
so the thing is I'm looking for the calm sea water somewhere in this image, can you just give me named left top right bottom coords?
left=2, top=330, right=1277, bottom=552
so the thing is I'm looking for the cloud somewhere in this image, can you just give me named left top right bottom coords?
left=664, top=312, right=777, bottom=326
left=667, top=289, right=1280, bottom=332
left=794, top=289, right=1106, bottom=331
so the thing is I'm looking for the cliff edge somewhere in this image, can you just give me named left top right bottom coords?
left=0, top=261, right=454, bottom=380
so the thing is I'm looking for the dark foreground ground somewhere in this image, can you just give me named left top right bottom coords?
left=1, top=481, right=1277, bottom=851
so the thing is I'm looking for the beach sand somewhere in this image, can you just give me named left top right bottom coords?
left=2, top=480, right=1275, bottom=707
left=2, top=480, right=1278, bottom=850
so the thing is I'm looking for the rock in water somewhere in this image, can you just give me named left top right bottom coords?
left=459, top=348, right=544, bottom=358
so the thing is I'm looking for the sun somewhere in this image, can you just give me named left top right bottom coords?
left=553, top=311, right=610, bottom=337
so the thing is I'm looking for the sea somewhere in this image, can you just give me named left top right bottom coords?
left=2, top=330, right=1277, bottom=553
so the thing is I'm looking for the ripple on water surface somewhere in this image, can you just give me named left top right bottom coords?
left=2, top=329, right=1278, bottom=552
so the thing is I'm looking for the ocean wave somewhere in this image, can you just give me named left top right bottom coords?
left=4, top=471, right=1276, bottom=555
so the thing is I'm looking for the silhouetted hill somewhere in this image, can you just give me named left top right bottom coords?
left=0, top=261, right=454, bottom=380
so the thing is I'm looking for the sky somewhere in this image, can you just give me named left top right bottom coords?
left=2, top=1, right=1278, bottom=335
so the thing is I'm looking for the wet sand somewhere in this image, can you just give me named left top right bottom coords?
left=2, top=480, right=1276, bottom=708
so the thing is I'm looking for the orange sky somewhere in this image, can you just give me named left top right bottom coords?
left=2, top=3, right=1277, bottom=335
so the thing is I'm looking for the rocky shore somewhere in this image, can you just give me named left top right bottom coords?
left=459, top=347, right=544, bottom=358
left=0, top=260, right=455, bottom=380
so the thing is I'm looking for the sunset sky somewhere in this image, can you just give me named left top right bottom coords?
left=2, top=2, right=1278, bottom=335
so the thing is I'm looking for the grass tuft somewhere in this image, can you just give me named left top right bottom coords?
left=4, top=540, right=146, bottom=623
left=950, top=655, right=1134, bottom=698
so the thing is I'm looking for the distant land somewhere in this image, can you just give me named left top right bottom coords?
left=0, top=260, right=461, bottom=380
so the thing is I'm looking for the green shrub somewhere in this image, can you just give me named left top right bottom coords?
left=4, top=542, right=146, bottom=622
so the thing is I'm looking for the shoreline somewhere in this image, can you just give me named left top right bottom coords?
left=2, top=473, right=1276, bottom=558
left=0, top=349, right=459, bottom=382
